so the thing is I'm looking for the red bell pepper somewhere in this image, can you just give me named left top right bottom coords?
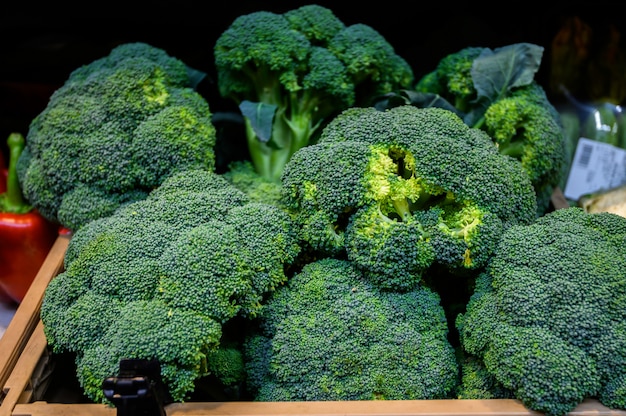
left=0, top=132, right=59, bottom=303
left=0, top=149, right=9, bottom=304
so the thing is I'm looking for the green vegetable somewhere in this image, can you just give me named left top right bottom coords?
left=244, top=257, right=460, bottom=401
left=455, top=355, right=514, bottom=400
left=456, top=207, right=626, bottom=415
left=40, top=169, right=301, bottom=403
left=380, top=43, right=566, bottom=215
left=222, top=160, right=285, bottom=208
left=482, top=82, right=567, bottom=212
left=412, top=46, right=484, bottom=114
left=17, top=42, right=217, bottom=231
left=214, top=4, right=414, bottom=183
left=280, top=105, right=537, bottom=290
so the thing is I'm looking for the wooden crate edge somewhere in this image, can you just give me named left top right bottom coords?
left=9, top=398, right=626, bottom=416
left=0, top=234, right=70, bottom=392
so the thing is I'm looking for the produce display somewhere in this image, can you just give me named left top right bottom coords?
left=6, top=4, right=626, bottom=416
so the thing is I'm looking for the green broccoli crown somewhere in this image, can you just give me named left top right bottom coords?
left=283, top=4, right=346, bottom=44
left=40, top=170, right=301, bottom=403
left=244, top=258, right=460, bottom=401
left=327, top=23, right=414, bottom=102
left=456, top=207, right=626, bottom=416
left=345, top=204, right=437, bottom=291
left=214, top=10, right=310, bottom=101
left=17, top=42, right=216, bottom=231
left=214, top=5, right=413, bottom=182
left=281, top=105, right=537, bottom=285
left=76, top=299, right=222, bottom=403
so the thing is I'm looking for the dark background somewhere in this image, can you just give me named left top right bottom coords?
left=1, top=3, right=625, bottom=164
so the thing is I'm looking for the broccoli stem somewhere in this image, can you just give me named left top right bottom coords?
left=245, top=119, right=293, bottom=183
left=392, top=197, right=413, bottom=221
left=471, top=115, right=486, bottom=130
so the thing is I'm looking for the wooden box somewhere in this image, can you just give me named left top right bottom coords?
left=1, top=190, right=624, bottom=416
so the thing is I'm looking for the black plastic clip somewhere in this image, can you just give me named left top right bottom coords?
left=102, top=358, right=170, bottom=416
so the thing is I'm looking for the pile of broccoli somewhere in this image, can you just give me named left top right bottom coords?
left=30, top=5, right=626, bottom=414
left=377, top=43, right=567, bottom=215
left=16, top=42, right=217, bottom=231
left=214, top=4, right=414, bottom=186
left=456, top=207, right=626, bottom=415
left=281, top=105, right=538, bottom=289
left=40, top=169, right=301, bottom=403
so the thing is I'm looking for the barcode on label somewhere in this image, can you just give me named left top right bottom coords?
left=577, top=143, right=593, bottom=167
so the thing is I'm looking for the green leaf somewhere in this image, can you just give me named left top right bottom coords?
left=373, top=91, right=463, bottom=118
left=471, top=43, right=544, bottom=103
left=239, top=100, right=277, bottom=144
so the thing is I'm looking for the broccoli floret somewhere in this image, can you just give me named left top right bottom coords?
left=281, top=105, right=537, bottom=289
left=244, top=258, right=460, bottom=401
left=455, top=207, right=626, bottom=416
left=456, top=355, right=514, bottom=400
left=17, top=42, right=217, bottom=231
left=222, top=160, right=285, bottom=207
left=40, top=169, right=301, bottom=403
left=214, top=4, right=413, bottom=183
left=483, top=83, right=567, bottom=214
left=415, top=46, right=484, bottom=113
left=398, top=44, right=567, bottom=215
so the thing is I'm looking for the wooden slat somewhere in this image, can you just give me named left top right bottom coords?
left=0, top=322, right=48, bottom=416
left=11, top=402, right=115, bottom=416
left=0, top=235, right=69, bottom=407
left=9, top=398, right=626, bottom=416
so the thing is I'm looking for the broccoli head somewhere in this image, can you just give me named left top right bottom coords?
left=244, top=257, right=460, bottom=401
left=214, top=4, right=413, bottom=183
left=17, top=42, right=217, bottom=231
left=456, top=207, right=626, bottom=416
left=40, top=169, right=301, bottom=403
left=281, top=105, right=537, bottom=290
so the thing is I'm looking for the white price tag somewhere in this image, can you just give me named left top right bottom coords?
left=563, top=137, right=626, bottom=201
